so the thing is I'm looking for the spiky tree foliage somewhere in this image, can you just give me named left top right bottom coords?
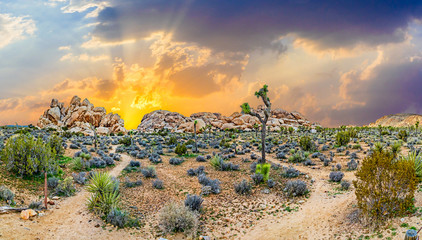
left=241, top=84, right=271, bottom=164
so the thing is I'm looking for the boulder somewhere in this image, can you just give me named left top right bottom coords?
left=20, top=209, right=37, bottom=220
left=37, top=96, right=126, bottom=135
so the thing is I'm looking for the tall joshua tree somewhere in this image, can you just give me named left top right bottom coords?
left=193, top=120, right=198, bottom=153
left=241, top=84, right=271, bottom=164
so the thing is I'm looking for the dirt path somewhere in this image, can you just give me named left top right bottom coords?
left=242, top=155, right=357, bottom=240
left=0, top=152, right=137, bottom=240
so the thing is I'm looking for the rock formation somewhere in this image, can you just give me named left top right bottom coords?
left=37, top=96, right=126, bottom=135
left=137, top=105, right=316, bottom=133
left=368, top=113, right=422, bottom=127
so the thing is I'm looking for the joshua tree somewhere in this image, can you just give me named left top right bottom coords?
left=241, top=84, right=271, bottom=164
left=90, top=124, right=98, bottom=150
left=193, top=120, right=198, bottom=153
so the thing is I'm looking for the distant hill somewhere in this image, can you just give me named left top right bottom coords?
left=368, top=113, right=422, bottom=127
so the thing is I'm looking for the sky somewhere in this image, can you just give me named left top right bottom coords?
left=1, top=0, right=422, bottom=129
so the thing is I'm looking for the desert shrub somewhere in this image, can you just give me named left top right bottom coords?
left=267, top=179, right=275, bottom=188
left=175, top=144, right=187, bottom=156
left=284, top=180, right=308, bottom=197
left=220, top=161, right=239, bottom=171
left=54, top=177, right=76, bottom=197
left=347, top=159, right=358, bottom=171
left=71, top=157, right=89, bottom=172
left=329, top=171, right=344, bottom=182
left=28, top=201, right=42, bottom=209
left=282, top=166, right=300, bottom=178
left=0, top=185, right=14, bottom=203
left=341, top=180, right=350, bottom=190
left=391, top=141, right=402, bottom=156
left=119, top=136, right=132, bottom=146
left=251, top=173, right=264, bottom=185
left=255, top=163, right=271, bottom=181
left=401, top=151, right=422, bottom=180
left=184, top=194, right=203, bottom=212
left=169, top=158, right=184, bottom=165
left=1, top=134, right=57, bottom=176
left=210, top=155, right=223, bottom=170
left=197, top=174, right=220, bottom=194
left=354, top=151, right=417, bottom=225
left=336, top=131, right=350, bottom=147
left=196, top=155, right=206, bottom=162
left=234, top=179, right=252, bottom=195
left=130, top=160, right=141, bottom=168
left=336, top=163, right=342, bottom=171
left=47, top=177, right=60, bottom=190
left=73, top=172, right=88, bottom=185
left=299, top=136, right=316, bottom=152
left=187, top=166, right=205, bottom=176
left=152, top=179, right=164, bottom=189
left=87, top=172, right=120, bottom=216
left=288, top=150, right=307, bottom=163
left=106, top=208, right=128, bottom=228
left=141, top=166, right=156, bottom=178
left=167, top=136, right=177, bottom=145
left=124, top=178, right=143, bottom=188
left=48, top=134, right=64, bottom=156
left=158, top=202, right=198, bottom=237
left=398, top=129, right=409, bottom=142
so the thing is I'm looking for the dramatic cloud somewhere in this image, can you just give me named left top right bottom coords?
left=93, top=0, right=422, bottom=52
left=0, top=13, right=36, bottom=49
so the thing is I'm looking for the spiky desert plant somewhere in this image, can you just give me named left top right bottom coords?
left=87, top=172, right=120, bottom=215
left=401, top=151, right=422, bottom=180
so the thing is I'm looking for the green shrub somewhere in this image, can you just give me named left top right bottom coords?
left=48, top=134, right=64, bottom=156
left=54, top=177, right=76, bottom=197
left=336, top=131, right=350, bottom=147
left=167, top=136, right=177, bottom=145
left=398, top=130, right=409, bottom=142
left=87, top=172, right=120, bottom=216
left=210, top=155, right=223, bottom=170
left=175, top=144, right=187, bottom=156
left=299, top=136, right=316, bottom=152
left=1, top=134, right=57, bottom=176
left=256, top=163, right=271, bottom=181
left=288, top=150, right=307, bottom=163
left=347, top=128, right=358, bottom=138
left=119, top=136, right=132, bottom=146
left=158, top=202, right=198, bottom=237
left=0, top=185, right=14, bottom=203
left=354, top=151, right=417, bottom=226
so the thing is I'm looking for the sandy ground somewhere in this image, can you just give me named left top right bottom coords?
left=0, top=152, right=140, bottom=240
left=0, top=143, right=421, bottom=240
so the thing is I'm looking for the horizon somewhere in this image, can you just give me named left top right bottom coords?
left=1, top=1, right=422, bottom=129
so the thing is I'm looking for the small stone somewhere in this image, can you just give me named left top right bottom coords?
left=95, top=224, right=100, bottom=228
left=261, top=188, right=270, bottom=194
left=298, top=200, right=305, bottom=204
left=200, top=236, right=211, bottom=240
left=52, top=196, right=60, bottom=200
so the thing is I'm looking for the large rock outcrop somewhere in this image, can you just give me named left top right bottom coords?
left=37, top=96, right=126, bottom=135
left=368, top=113, right=422, bottom=127
left=137, top=105, right=316, bottom=133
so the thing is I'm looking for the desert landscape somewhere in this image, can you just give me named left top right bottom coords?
left=2, top=1, right=422, bottom=240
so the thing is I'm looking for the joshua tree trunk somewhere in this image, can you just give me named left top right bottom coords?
left=260, top=123, right=266, bottom=164
left=194, top=123, right=198, bottom=153
left=44, top=172, right=48, bottom=209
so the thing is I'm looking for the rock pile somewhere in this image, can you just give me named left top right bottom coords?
left=37, top=96, right=126, bottom=135
left=368, top=113, right=422, bottom=127
left=137, top=105, right=315, bottom=133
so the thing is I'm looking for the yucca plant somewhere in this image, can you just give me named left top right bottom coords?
left=210, top=155, right=223, bottom=170
left=87, top=172, right=120, bottom=215
left=256, top=163, right=271, bottom=181
left=401, top=151, right=422, bottom=180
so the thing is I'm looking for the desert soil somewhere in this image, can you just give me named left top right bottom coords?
left=0, top=146, right=421, bottom=240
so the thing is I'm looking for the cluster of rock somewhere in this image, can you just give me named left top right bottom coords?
left=368, top=113, right=422, bottom=127
left=137, top=105, right=315, bottom=133
left=37, top=96, right=126, bottom=135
